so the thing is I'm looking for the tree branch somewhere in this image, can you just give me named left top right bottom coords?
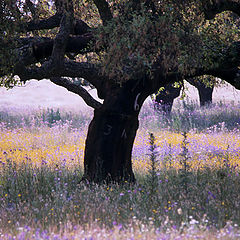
left=26, top=13, right=62, bottom=31
left=50, top=77, right=102, bottom=109
left=51, top=13, right=72, bottom=68
left=93, top=0, right=113, bottom=25
left=25, top=13, right=91, bottom=35
left=160, top=41, right=240, bottom=90
left=0, top=33, right=98, bottom=86
left=14, top=34, right=94, bottom=64
left=13, top=60, right=105, bottom=96
left=17, top=12, right=74, bottom=78
left=203, top=0, right=240, bottom=20
left=5, top=1, right=91, bottom=35
left=63, top=61, right=106, bottom=95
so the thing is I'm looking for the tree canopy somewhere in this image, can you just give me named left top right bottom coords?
left=0, top=0, right=240, bottom=91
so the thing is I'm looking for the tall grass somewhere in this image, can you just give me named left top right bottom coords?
left=1, top=99, right=240, bottom=132
left=1, top=155, right=240, bottom=238
left=1, top=100, right=240, bottom=239
left=0, top=106, right=92, bottom=129
left=140, top=99, right=240, bottom=132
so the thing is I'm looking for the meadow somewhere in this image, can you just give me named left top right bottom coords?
left=1, top=99, right=240, bottom=239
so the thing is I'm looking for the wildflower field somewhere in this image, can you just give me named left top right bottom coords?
left=1, top=100, right=240, bottom=239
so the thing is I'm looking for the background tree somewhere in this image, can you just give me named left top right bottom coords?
left=154, top=76, right=215, bottom=115
left=1, top=0, right=240, bottom=183
left=153, top=9, right=240, bottom=114
left=154, top=82, right=181, bottom=114
left=187, top=76, right=215, bottom=106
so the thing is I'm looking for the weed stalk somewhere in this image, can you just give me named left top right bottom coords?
left=148, top=132, right=159, bottom=198
left=180, top=132, right=190, bottom=194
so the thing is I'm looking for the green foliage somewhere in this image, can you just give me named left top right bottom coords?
left=197, top=11, right=240, bottom=70
left=1, top=0, right=239, bottom=89
left=74, top=0, right=101, bottom=27
left=94, top=1, right=240, bottom=84
left=95, top=2, right=182, bottom=83
left=0, top=1, right=23, bottom=87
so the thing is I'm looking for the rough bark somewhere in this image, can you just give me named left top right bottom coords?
left=82, top=79, right=149, bottom=183
left=83, top=109, right=138, bottom=183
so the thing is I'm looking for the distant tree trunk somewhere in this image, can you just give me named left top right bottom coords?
left=187, top=78, right=214, bottom=106
left=82, top=80, right=149, bottom=183
left=197, top=84, right=214, bottom=106
left=154, top=78, right=214, bottom=115
left=154, top=83, right=181, bottom=114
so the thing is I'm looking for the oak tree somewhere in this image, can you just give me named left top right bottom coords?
left=1, top=0, right=240, bottom=183
left=153, top=77, right=215, bottom=115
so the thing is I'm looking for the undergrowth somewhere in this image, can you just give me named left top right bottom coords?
left=0, top=100, right=240, bottom=132
left=0, top=151, right=240, bottom=235
left=1, top=101, right=240, bottom=239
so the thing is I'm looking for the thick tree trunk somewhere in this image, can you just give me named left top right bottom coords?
left=82, top=80, right=148, bottom=183
left=83, top=109, right=138, bottom=183
left=187, top=78, right=214, bottom=107
left=197, top=84, right=214, bottom=106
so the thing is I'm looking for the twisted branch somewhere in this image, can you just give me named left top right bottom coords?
left=50, top=77, right=102, bottom=109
